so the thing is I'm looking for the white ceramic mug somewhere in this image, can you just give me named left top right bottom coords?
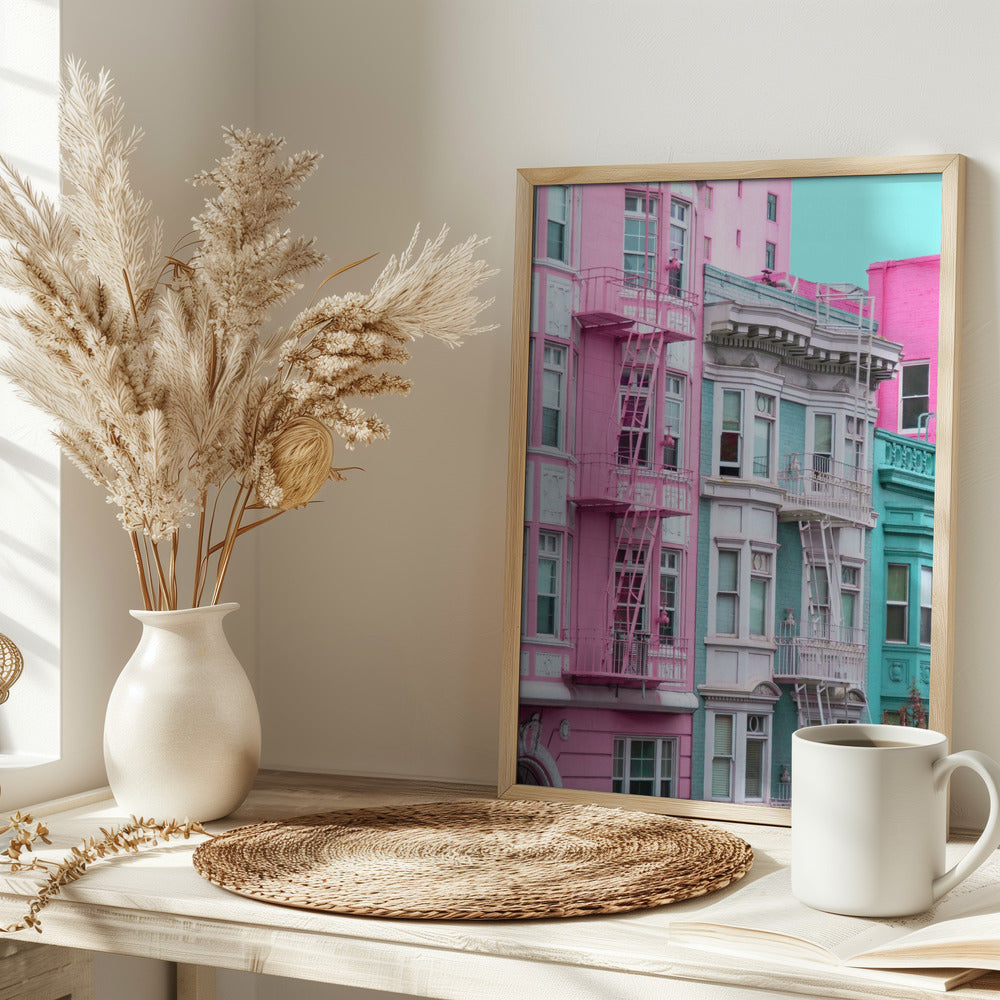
left=790, top=724, right=1000, bottom=917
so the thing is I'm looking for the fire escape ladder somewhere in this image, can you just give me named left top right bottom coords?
left=619, top=325, right=664, bottom=471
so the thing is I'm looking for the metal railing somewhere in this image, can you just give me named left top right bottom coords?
left=568, top=631, right=690, bottom=686
left=572, top=456, right=694, bottom=514
left=774, top=617, right=867, bottom=686
left=574, top=267, right=699, bottom=339
left=778, top=452, right=872, bottom=522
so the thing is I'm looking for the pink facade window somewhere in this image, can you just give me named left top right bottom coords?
left=736, top=228, right=742, bottom=248
left=765, top=240, right=776, bottom=270
left=659, top=550, right=680, bottom=644
left=766, top=192, right=778, bottom=222
left=613, top=736, right=677, bottom=797
left=704, top=235, right=712, bottom=262
left=704, top=185, right=713, bottom=209
left=546, top=186, right=569, bottom=262
left=900, top=361, right=931, bottom=433
left=668, top=199, right=690, bottom=295
left=618, top=365, right=653, bottom=466
left=663, top=374, right=684, bottom=468
left=536, top=530, right=562, bottom=636
left=624, top=191, right=658, bottom=288
left=540, top=343, right=567, bottom=449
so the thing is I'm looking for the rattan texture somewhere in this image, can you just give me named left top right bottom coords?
left=192, top=798, right=753, bottom=920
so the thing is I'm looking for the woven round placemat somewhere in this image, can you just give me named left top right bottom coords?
left=192, top=799, right=753, bottom=920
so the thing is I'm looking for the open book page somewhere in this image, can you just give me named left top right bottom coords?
left=849, top=913, right=1000, bottom=969
left=670, top=868, right=907, bottom=963
left=671, top=847, right=1000, bottom=966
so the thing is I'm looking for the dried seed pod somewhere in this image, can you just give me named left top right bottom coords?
left=266, top=416, right=335, bottom=510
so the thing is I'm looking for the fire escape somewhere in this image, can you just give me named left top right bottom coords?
left=774, top=285, right=877, bottom=727
left=566, top=267, right=697, bottom=693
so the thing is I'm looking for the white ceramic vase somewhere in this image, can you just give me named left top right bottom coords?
left=103, top=602, right=261, bottom=822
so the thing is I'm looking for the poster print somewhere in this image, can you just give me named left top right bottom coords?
left=502, top=158, right=963, bottom=822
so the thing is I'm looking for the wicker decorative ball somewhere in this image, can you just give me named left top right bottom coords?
left=0, top=633, right=23, bottom=704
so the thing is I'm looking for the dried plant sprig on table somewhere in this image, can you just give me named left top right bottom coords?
left=0, top=811, right=209, bottom=933
left=0, top=58, right=497, bottom=610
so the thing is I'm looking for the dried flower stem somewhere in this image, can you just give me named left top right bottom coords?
left=129, top=531, right=153, bottom=611
left=0, top=812, right=210, bottom=933
left=191, top=496, right=208, bottom=608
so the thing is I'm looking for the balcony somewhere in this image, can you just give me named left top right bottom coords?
left=876, top=432, right=935, bottom=493
left=773, top=618, right=867, bottom=687
left=777, top=453, right=874, bottom=526
left=572, top=457, right=694, bottom=515
left=573, top=267, right=698, bottom=342
left=566, top=630, right=689, bottom=689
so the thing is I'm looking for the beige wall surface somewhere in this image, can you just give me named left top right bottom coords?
left=6, top=1, right=1000, bottom=999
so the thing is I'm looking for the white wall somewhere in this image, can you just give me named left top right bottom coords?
left=13, top=0, right=1000, bottom=997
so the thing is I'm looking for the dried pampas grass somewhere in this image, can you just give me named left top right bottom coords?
left=0, top=59, right=496, bottom=610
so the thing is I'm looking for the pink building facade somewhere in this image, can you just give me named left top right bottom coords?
left=518, top=178, right=792, bottom=798
left=870, top=256, right=941, bottom=442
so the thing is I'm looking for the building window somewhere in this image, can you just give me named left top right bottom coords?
left=618, top=364, right=653, bottom=466
left=663, top=375, right=685, bottom=468
left=704, top=185, right=713, bottom=209
left=749, top=551, right=771, bottom=638
left=709, top=711, right=772, bottom=803
left=614, top=544, right=648, bottom=637
left=668, top=199, right=690, bottom=296
left=765, top=241, right=776, bottom=271
left=659, top=550, right=679, bottom=644
left=736, top=228, right=742, bottom=248
left=704, top=235, right=712, bottom=262
left=920, top=565, right=933, bottom=646
left=766, top=192, right=778, bottom=222
left=737, top=180, right=743, bottom=198
left=546, top=185, right=568, bottom=262
left=541, top=343, right=567, bottom=449
left=886, top=563, right=909, bottom=643
left=745, top=714, right=769, bottom=800
left=808, top=564, right=831, bottom=635
left=711, top=714, right=734, bottom=798
left=845, top=415, right=865, bottom=472
left=716, top=550, right=739, bottom=635
left=901, top=361, right=931, bottom=433
left=813, top=412, right=834, bottom=475
left=613, top=736, right=677, bottom=797
left=536, top=531, right=562, bottom=636
left=752, top=392, right=775, bottom=478
left=719, top=389, right=743, bottom=476
left=624, top=191, right=658, bottom=288
left=841, top=563, right=861, bottom=634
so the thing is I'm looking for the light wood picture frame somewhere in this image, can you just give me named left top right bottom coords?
left=499, top=156, right=965, bottom=825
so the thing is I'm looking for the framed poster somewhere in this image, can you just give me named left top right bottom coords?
left=499, top=156, right=964, bottom=824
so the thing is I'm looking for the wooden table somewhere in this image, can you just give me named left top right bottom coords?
left=3, top=771, right=1000, bottom=1000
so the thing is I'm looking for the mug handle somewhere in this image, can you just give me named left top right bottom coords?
left=932, top=750, right=1000, bottom=902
